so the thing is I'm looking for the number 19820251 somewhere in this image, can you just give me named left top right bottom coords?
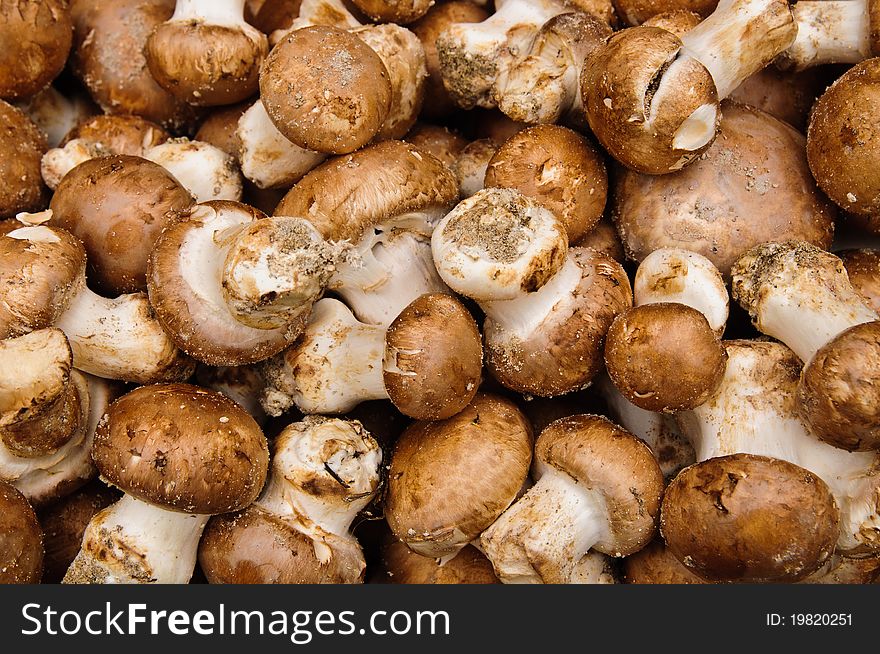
left=766, top=614, right=852, bottom=626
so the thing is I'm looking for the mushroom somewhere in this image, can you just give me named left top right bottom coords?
left=194, top=102, right=250, bottom=162
left=69, top=0, right=200, bottom=131
left=63, top=383, right=269, bottom=584
left=454, top=138, right=499, bottom=198
left=385, top=393, right=534, bottom=557
left=612, top=102, right=836, bottom=276
left=480, top=414, right=663, bottom=584
left=731, top=241, right=880, bottom=451
left=431, top=187, right=633, bottom=396
left=142, top=138, right=243, bottom=203
left=0, top=0, right=72, bottom=101
left=145, top=0, right=269, bottom=106
left=259, top=294, right=482, bottom=420
left=269, top=0, right=364, bottom=43
left=614, top=0, right=717, bottom=26
left=14, top=84, right=96, bottom=149
left=493, top=11, right=612, bottom=127
left=194, top=364, right=269, bottom=425
left=349, top=0, right=432, bottom=23
left=839, top=248, right=880, bottom=313
left=675, top=339, right=880, bottom=556
left=40, top=114, right=170, bottom=190
left=48, top=155, right=194, bottom=296
left=640, top=8, right=703, bottom=34
left=582, top=0, right=796, bottom=173
left=623, top=539, right=708, bottom=584
left=728, top=65, right=828, bottom=132
left=1, top=222, right=195, bottom=383
left=484, top=124, right=608, bottom=243
left=807, top=59, right=880, bottom=226
left=661, top=453, right=839, bottom=582
left=573, top=218, right=625, bottom=262
left=374, top=535, right=501, bottom=584
left=410, top=1, right=490, bottom=121
left=198, top=415, right=381, bottom=584
left=405, top=123, right=469, bottom=169
left=0, top=101, right=48, bottom=219
left=0, top=480, right=43, bottom=583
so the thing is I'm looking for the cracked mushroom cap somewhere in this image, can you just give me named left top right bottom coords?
left=604, top=302, right=727, bottom=412
left=613, top=102, right=836, bottom=276
left=0, top=479, right=43, bottom=583
left=49, top=154, right=194, bottom=296
left=661, top=454, right=840, bottom=582
left=0, top=101, right=48, bottom=219
left=808, top=59, right=880, bottom=227
left=69, top=0, right=201, bottom=132
left=0, top=0, right=72, bottom=101
left=839, top=248, right=880, bottom=313
left=582, top=26, right=719, bottom=174
left=536, top=414, right=664, bottom=557
left=93, top=383, right=269, bottom=515
left=385, top=393, right=533, bottom=557
left=484, top=124, right=608, bottom=243
left=260, top=25, right=391, bottom=154
left=0, top=224, right=85, bottom=339
left=275, top=139, right=459, bottom=241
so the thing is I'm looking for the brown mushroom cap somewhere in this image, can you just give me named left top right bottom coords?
left=573, top=218, right=625, bottom=262
left=61, top=114, right=170, bottom=156
left=375, top=535, right=500, bottom=584
left=641, top=9, right=703, bottom=36
left=0, top=0, right=72, bottom=101
left=69, top=0, right=201, bottom=131
left=260, top=25, right=391, bottom=154
left=384, top=293, right=482, bottom=420
left=537, top=414, right=664, bottom=556
left=661, top=454, right=840, bottom=583
left=405, top=123, right=469, bottom=169
left=0, top=224, right=85, bottom=339
left=604, top=302, right=727, bottom=412
left=799, top=320, right=880, bottom=451
left=582, top=26, right=718, bottom=174
left=614, top=0, right=717, bottom=26
left=49, top=154, right=194, bottom=296
left=410, top=1, right=489, bottom=121
left=613, top=102, right=836, bottom=276
left=485, top=125, right=608, bottom=244
left=245, top=0, right=303, bottom=35
left=0, top=479, right=43, bottom=583
left=198, top=505, right=366, bottom=584
left=275, top=140, right=459, bottom=241
left=37, top=481, right=119, bottom=583
left=729, top=65, right=827, bottom=132
left=0, top=101, right=48, bottom=218
left=839, top=248, right=880, bottom=313
left=623, top=539, right=708, bottom=584
left=93, top=383, right=269, bottom=514
left=195, top=102, right=250, bottom=163
left=385, top=393, right=533, bottom=557
left=350, top=0, right=432, bottom=23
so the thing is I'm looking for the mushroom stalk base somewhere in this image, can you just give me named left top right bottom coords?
left=63, top=494, right=209, bottom=584
left=480, top=469, right=609, bottom=584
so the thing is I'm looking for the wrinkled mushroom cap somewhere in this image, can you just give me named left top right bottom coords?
left=0, top=101, right=48, bottom=218
left=384, top=293, right=482, bottom=420
left=49, top=154, right=194, bottom=296
left=661, top=454, right=840, bottom=582
left=93, top=383, right=269, bottom=514
left=385, top=393, right=533, bottom=557
left=0, top=480, right=43, bottom=583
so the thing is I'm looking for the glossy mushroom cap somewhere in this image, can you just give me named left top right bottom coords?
left=613, top=102, right=836, bottom=276
left=385, top=393, right=533, bottom=557
left=839, top=248, right=880, bottom=313
left=261, top=25, right=391, bottom=154
left=0, top=101, right=48, bottom=219
left=0, top=479, right=43, bottom=583
left=605, top=303, right=727, bottom=412
left=661, top=454, right=840, bottom=582
left=0, top=0, right=72, bottom=101
left=484, top=125, right=608, bottom=243
left=93, top=383, right=269, bottom=514
left=49, top=154, right=194, bottom=296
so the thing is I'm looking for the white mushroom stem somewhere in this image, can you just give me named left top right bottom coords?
left=260, top=299, right=389, bottom=416
left=634, top=248, right=729, bottom=336
left=480, top=468, right=610, bottom=584
left=64, top=494, right=209, bottom=584
left=170, top=0, right=253, bottom=29
left=780, top=1, right=871, bottom=70
left=678, top=0, right=796, bottom=99
left=236, top=101, right=327, bottom=189
left=143, top=139, right=242, bottom=203
left=676, top=341, right=880, bottom=553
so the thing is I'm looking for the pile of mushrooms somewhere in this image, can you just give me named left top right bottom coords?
left=2, top=0, right=880, bottom=587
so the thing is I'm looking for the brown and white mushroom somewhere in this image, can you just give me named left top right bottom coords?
left=64, top=383, right=269, bottom=584
left=839, top=248, right=880, bottom=313
left=374, top=534, right=501, bottom=584
left=0, top=479, right=43, bottom=583
left=432, top=187, right=632, bottom=396
left=199, top=415, right=381, bottom=584
left=614, top=0, right=717, bottom=26
left=731, top=241, right=880, bottom=451
left=453, top=138, right=499, bottom=198
left=15, top=84, right=96, bottom=149
left=583, top=0, right=796, bottom=173
left=481, top=414, right=663, bottom=584
left=194, top=363, right=269, bottom=425
left=0, top=101, right=48, bottom=219
left=142, top=138, right=243, bottom=203
left=260, top=294, right=482, bottom=420
left=405, top=123, right=469, bottom=169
